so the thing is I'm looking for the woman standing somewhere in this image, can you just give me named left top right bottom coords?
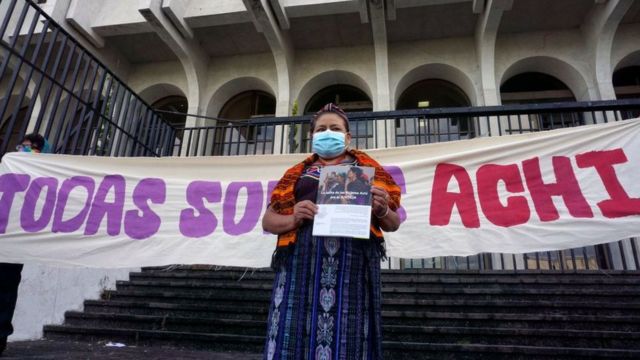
left=262, top=103, right=401, bottom=360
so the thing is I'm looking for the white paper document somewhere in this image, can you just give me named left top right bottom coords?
left=312, top=165, right=375, bottom=239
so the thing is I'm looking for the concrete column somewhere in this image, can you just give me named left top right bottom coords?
left=66, top=0, right=106, bottom=48
left=582, top=0, right=634, bottom=101
left=369, top=0, right=395, bottom=148
left=138, top=0, right=209, bottom=156
left=139, top=0, right=208, bottom=120
left=370, top=0, right=391, bottom=112
left=162, top=0, right=194, bottom=39
left=371, top=1, right=397, bottom=269
left=243, top=0, right=294, bottom=154
left=474, top=0, right=512, bottom=136
left=61, top=0, right=132, bottom=78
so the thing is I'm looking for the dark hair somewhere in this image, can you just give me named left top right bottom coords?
left=310, top=103, right=350, bottom=132
left=21, top=133, right=45, bottom=151
left=349, top=166, right=363, bottom=177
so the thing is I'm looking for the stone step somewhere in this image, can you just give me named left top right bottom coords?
left=51, top=268, right=640, bottom=358
left=104, top=289, right=640, bottom=317
left=383, top=341, right=640, bottom=359
left=43, top=324, right=640, bottom=359
left=114, top=281, right=640, bottom=302
left=131, top=271, right=275, bottom=283
left=383, top=310, right=640, bottom=330
left=117, top=280, right=271, bottom=291
left=65, top=310, right=640, bottom=334
left=63, top=312, right=266, bottom=336
left=59, top=312, right=640, bottom=349
left=43, top=325, right=264, bottom=353
left=382, top=288, right=640, bottom=302
left=82, top=299, right=640, bottom=331
left=383, top=285, right=640, bottom=297
left=383, top=325, right=640, bottom=349
left=114, top=283, right=272, bottom=301
left=126, top=274, right=640, bottom=289
left=386, top=297, right=640, bottom=310
left=136, top=268, right=640, bottom=285
left=120, top=278, right=640, bottom=295
left=379, top=269, right=640, bottom=277
left=141, top=266, right=271, bottom=272
left=383, top=311, right=640, bottom=331
left=380, top=275, right=640, bottom=286
left=83, top=300, right=269, bottom=321
left=141, top=266, right=640, bottom=277
left=106, top=290, right=269, bottom=308
left=383, top=299, right=640, bottom=316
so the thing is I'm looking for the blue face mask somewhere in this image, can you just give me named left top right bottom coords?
left=312, top=130, right=346, bottom=159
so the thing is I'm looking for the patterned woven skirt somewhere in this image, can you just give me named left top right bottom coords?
left=264, top=225, right=383, bottom=360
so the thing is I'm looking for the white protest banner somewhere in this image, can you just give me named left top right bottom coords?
left=0, top=119, right=639, bottom=268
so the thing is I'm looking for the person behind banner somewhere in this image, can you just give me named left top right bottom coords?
left=0, top=133, right=50, bottom=356
left=261, top=103, right=402, bottom=360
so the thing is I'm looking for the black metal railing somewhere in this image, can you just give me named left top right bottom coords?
left=0, top=0, right=175, bottom=159
left=171, top=99, right=640, bottom=156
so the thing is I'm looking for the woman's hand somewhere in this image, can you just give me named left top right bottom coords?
left=293, top=200, right=318, bottom=226
left=371, top=186, right=401, bottom=232
left=371, top=186, right=390, bottom=217
left=262, top=200, right=318, bottom=235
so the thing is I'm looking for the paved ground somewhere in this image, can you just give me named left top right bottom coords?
left=2, top=340, right=262, bottom=359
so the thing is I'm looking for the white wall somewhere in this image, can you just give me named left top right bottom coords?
left=389, top=36, right=481, bottom=107
left=292, top=46, right=377, bottom=111
left=128, top=60, right=190, bottom=103
left=9, top=264, right=137, bottom=341
left=205, top=52, right=278, bottom=117
left=611, top=23, right=640, bottom=71
left=495, top=29, right=597, bottom=101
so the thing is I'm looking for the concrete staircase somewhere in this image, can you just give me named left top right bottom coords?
left=44, top=267, right=640, bottom=359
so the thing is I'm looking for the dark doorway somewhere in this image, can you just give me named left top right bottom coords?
left=152, top=95, right=188, bottom=155
left=613, top=66, right=640, bottom=118
left=304, top=85, right=372, bottom=114
left=396, top=79, right=473, bottom=144
left=214, top=91, right=276, bottom=155
left=501, top=72, right=579, bottom=129
left=500, top=72, right=575, bottom=104
left=396, top=79, right=470, bottom=109
left=152, top=95, right=188, bottom=128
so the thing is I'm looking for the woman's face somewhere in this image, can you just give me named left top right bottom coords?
left=347, top=169, right=356, bottom=181
left=313, top=113, right=351, bottom=144
left=17, top=140, right=39, bottom=153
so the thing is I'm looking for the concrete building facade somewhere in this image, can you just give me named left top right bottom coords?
left=10, top=0, right=640, bottom=122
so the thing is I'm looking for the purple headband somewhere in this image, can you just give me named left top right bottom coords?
left=312, top=103, right=350, bottom=131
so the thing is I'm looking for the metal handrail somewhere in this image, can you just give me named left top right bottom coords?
left=169, top=99, right=640, bottom=128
